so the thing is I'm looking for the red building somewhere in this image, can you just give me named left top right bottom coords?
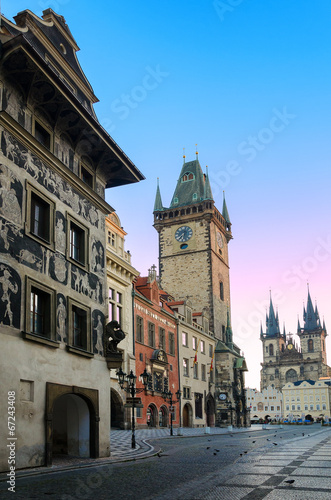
left=134, top=266, right=180, bottom=429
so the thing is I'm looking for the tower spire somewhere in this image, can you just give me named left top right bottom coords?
left=222, top=191, right=231, bottom=224
left=153, top=177, right=164, bottom=212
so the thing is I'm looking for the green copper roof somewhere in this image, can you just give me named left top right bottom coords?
left=169, top=157, right=214, bottom=208
left=222, top=192, right=231, bottom=224
left=235, top=357, right=248, bottom=371
left=153, top=178, right=164, bottom=211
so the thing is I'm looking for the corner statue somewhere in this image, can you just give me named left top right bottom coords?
left=104, top=320, right=125, bottom=355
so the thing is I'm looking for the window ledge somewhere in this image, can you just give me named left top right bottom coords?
left=22, top=332, right=59, bottom=348
left=66, top=345, right=94, bottom=358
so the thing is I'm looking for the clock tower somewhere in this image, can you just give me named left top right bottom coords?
left=153, top=154, right=232, bottom=341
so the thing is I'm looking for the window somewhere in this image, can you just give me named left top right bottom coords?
left=297, top=405, right=301, bottom=410
left=277, top=406, right=280, bottom=411
left=316, top=404, right=320, bottom=410
left=200, top=340, right=205, bottom=354
left=308, top=339, right=314, bottom=352
left=136, top=316, right=144, bottom=343
left=269, top=344, right=274, bottom=356
left=286, top=405, right=290, bottom=411
left=182, top=332, right=188, bottom=346
left=67, top=215, right=88, bottom=269
left=26, top=183, right=55, bottom=247
left=25, top=279, right=56, bottom=345
left=109, top=289, right=122, bottom=325
left=108, top=230, right=116, bottom=247
left=183, top=387, right=191, bottom=399
left=195, top=393, right=203, bottom=419
left=169, top=332, right=175, bottom=355
left=322, top=404, right=327, bottom=410
left=201, top=364, right=206, bottom=381
left=136, top=407, right=142, bottom=418
left=159, top=327, right=165, bottom=350
left=34, top=120, right=51, bottom=150
left=220, top=282, right=224, bottom=301
left=304, top=405, right=308, bottom=410
left=182, top=172, right=194, bottom=182
left=183, top=358, right=189, bottom=377
left=68, top=298, right=91, bottom=355
left=148, top=322, right=155, bottom=347
left=209, top=344, right=213, bottom=357
left=270, top=406, right=274, bottom=411
left=193, top=363, right=198, bottom=379
left=80, top=164, right=94, bottom=188
left=192, top=336, right=197, bottom=350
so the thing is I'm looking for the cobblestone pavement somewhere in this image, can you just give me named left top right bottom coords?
left=0, top=425, right=257, bottom=479
left=153, top=427, right=331, bottom=499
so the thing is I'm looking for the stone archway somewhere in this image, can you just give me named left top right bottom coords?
left=46, top=383, right=99, bottom=466
left=111, top=389, right=124, bottom=429
left=159, top=405, right=168, bottom=427
left=53, top=394, right=90, bottom=458
left=206, top=394, right=215, bottom=427
left=183, top=403, right=193, bottom=427
left=147, top=404, right=157, bottom=427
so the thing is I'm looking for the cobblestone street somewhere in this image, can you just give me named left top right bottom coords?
left=1, top=425, right=331, bottom=499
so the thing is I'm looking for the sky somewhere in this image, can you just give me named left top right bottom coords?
left=3, top=0, right=331, bottom=388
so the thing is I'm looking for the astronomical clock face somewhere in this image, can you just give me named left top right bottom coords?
left=219, top=393, right=227, bottom=401
left=175, top=225, right=193, bottom=243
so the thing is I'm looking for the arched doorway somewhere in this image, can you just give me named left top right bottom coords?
left=305, top=414, right=314, bottom=422
left=183, top=403, right=193, bottom=427
left=206, top=395, right=215, bottom=427
left=147, top=404, right=157, bottom=427
left=53, top=394, right=90, bottom=458
left=46, top=382, right=99, bottom=466
left=111, top=389, right=124, bottom=429
left=159, top=405, right=168, bottom=427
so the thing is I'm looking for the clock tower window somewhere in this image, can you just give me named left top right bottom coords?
left=220, top=282, right=224, bottom=301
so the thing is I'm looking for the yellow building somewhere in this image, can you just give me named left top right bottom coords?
left=282, top=379, right=331, bottom=422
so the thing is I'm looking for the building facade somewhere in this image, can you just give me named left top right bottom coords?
left=282, top=379, right=331, bottom=422
left=153, top=154, right=248, bottom=426
left=105, top=213, right=140, bottom=429
left=169, top=299, right=216, bottom=427
left=260, top=291, right=330, bottom=391
left=246, top=386, right=283, bottom=423
left=133, top=267, right=180, bottom=429
left=0, top=9, right=143, bottom=471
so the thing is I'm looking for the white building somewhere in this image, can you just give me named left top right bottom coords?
left=282, top=378, right=331, bottom=422
left=246, top=386, right=283, bottom=422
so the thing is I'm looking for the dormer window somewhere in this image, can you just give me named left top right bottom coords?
left=192, top=193, right=197, bottom=201
left=182, top=172, right=194, bottom=182
left=173, top=197, right=178, bottom=205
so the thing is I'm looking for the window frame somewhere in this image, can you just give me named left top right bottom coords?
left=136, top=315, right=144, bottom=343
left=33, top=118, right=53, bottom=151
left=80, top=163, right=95, bottom=189
left=67, top=297, right=92, bottom=357
left=25, top=182, right=55, bottom=249
left=23, top=277, right=58, bottom=347
left=148, top=322, right=155, bottom=347
left=67, top=213, right=89, bottom=270
left=169, top=332, right=175, bottom=356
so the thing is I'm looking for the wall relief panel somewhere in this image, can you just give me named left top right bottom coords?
left=0, top=264, right=21, bottom=329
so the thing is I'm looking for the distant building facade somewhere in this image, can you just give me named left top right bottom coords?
left=282, top=379, right=331, bottom=422
left=260, top=290, right=331, bottom=391
left=0, top=9, right=143, bottom=471
left=246, top=386, right=283, bottom=422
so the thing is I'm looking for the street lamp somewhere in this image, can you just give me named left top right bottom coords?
left=226, top=401, right=235, bottom=427
left=162, top=389, right=181, bottom=436
left=116, top=368, right=149, bottom=449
